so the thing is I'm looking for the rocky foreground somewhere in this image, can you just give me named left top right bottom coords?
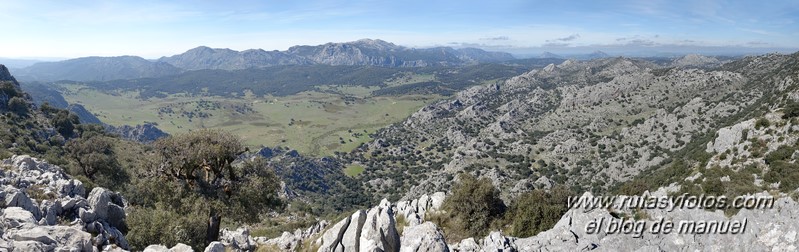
left=3, top=153, right=799, bottom=251
left=305, top=189, right=799, bottom=252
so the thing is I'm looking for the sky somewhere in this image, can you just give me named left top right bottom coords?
left=0, top=0, right=797, bottom=59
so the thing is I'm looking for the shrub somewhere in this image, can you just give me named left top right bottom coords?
left=765, top=145, right=796, bottom=164
left=52, top=110, right=79, bottom=138
left=505, top=185, right=574, bottom=237
left=7, top=97, right=28, bottom=116
left=126, top=204, right=208, bottom=251
left=765, top=161, right=799, bottom=192
left=783, top=100, right=799, bottom=119
left=437, top=174, right=505, bottom=240
left=755, top=118, right=770, bottom=129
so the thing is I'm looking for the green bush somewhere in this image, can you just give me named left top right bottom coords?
left=51, top=110, right=79, bottom=138
left=765, top=160, right=799, bottom=192
left=755, top=118, right=770, bottom=129
left=505, top=185, right=574, bottom=237
left=126, top=203, right=208, bottom=251
left=437, top=174, right=505, bottom=240
left=783, top=100, right=799, bottom=119
left=765, top=145, right=796, bottom=164
left=7, top=97, right=28, bottom=116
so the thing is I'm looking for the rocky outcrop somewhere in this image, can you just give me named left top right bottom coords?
left=706, top=118, right=755, bottom=153
left=220, top=227, right=258, bottom=251
left=144, top=243, right=195, bottom=252
left=285, top=184, right=799, bottom=251
left=105, top=123, right=169, bottom=143
left=360, top=199, right=401, bottom=252
left=67, top=103, right=103, bottom=124
left=257, top=220, right=329, bottom=251
left=394, top=192, right=445, bottom=226
left=448, top=238, right=480, bottom=252
left=0, top=155, right=129, bottom=250
left=399, top=222, right=448, bottom=252
left=308, top=193, right=448, bottom=252
left=314, top=199, right=401, bottom=252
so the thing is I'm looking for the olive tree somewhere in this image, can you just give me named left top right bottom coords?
left=128, top=129, right=281, bottom=249
left=66, top=133, right=119, bottom=179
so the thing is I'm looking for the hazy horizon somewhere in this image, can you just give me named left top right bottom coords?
left=1, top=0, right=797, bottom=59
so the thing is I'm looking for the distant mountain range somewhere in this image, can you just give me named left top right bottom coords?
left=14, top=56, right=182, bottom=82
left=161, top=39, right=515, bottom=70
left=13, top=39, right=519, bottom=82
left=538, top=52, right=563, bottom=59
left=9, top=38, right=735, bottom=83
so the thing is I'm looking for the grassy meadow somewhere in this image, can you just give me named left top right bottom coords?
left=57, top=83, right=439, bottom=157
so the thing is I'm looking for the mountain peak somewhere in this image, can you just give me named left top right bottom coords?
left=184, top=46, right=232, bottom=54
left=354, top=38, right=395, bottom=46
left=0, top=64, right=14, bottom=81
left=584, top=50, right=611, bottom=59
left=539, top=52, right=563, bottom=59
left=0, top=64, right=19, bottom=86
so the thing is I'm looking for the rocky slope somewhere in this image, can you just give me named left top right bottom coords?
left=344, top=52, right=798, bottom=201
left=232, top=179, right=799, bottom=251
left=20, top=82, right=102, bottom=124
left=158, top=46, right=310, bottom=71
left=244, top=147, right=371, bottom=213
left=671, top=54, right=723, bottom=68
left=0, top=155, right=282, bottom=252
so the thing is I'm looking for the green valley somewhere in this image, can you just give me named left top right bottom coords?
left=57, top=83, right=439, bottom=156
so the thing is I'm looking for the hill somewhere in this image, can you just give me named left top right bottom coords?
left=157, top=46, right=309, bottom=70
left=342, top=52, right=799, bottom=201
left=15, top=56, right=183, bottom=82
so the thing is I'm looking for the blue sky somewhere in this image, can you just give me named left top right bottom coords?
left=1, top=0, right=797, bottom=58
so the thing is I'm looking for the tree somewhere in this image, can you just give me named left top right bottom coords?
left=131, top=129, right=281, bottom=249
left=440, top=174, right=506, bottom=238
left=0, top=81, right=21, bottom=111
left=65, top=133, right=119, bottom=180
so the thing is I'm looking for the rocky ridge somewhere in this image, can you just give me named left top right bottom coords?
left=160, top=39, right=514, bottom=71
left=239, top=183, right=799, bottom=251
left=671, top=54, right=724, bottom=68
left=17, top=39, right=515, bottom=81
